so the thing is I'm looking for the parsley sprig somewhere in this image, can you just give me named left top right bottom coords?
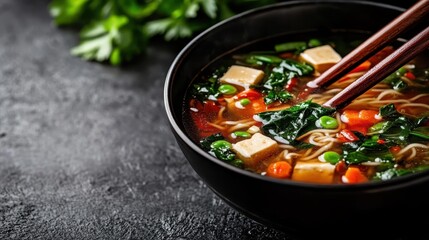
left=49, top=0, right=279, bottom=65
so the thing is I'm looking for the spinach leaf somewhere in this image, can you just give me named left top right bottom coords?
left=277, top=59, right=314, bottom=76
left=264, top=89, right=293, bottom=105
left=342, top=137, right=393, bottom=164
left=259, top=59, right=313, bottom=104
left=256, top=101, right=335, bottom=144
left=373, top=165, right=429, bottom=181
left=200, top=133, right=236, bottom=162
left=410, top=127, right=429, bottom=140
left=190, top=68, right=225, bottom=102
left=378, top=104, right=429, bottom=145
left=344, top=104, right=429, bottom=165
left=200, top=133, right=224, bottom=150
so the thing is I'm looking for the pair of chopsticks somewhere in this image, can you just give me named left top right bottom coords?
left=301, top=0, right=429, bottom=110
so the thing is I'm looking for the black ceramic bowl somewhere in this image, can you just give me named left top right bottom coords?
left=164, top=0, right=429, bottom=235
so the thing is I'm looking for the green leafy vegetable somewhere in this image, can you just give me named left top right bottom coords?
left=373, top=165, right=429, bottom=181
left=190, top=69, right=223, bottom=101
left=260, top=59, right=313, bottom=104
left=377, top=104, right=429, bottom=145
left=344, top=104, right=429, bottom=165
left=200, top=133, right=237, bottom=163
left=410, top=127, right=429, bottom=140
left=49, top=0, right=282, bottom=65
left=256, top=100, right=335, bottom=145
left=382, top=67, right=408, bottom=91
left=342, top=137, right=393, bottom=164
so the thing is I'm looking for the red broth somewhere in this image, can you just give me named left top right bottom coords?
left=183, top=31, right=429, bottom=184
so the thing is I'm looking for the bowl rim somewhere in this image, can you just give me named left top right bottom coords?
left=164, top=0, right=429, bottom=190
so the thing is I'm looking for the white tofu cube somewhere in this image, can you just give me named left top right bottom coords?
left=232, top=133, right=278, bottom=167
left=299, top=45, right=342, bottom=73
left=292, top=161, right=336, bottom=184
left=220, top=65, right=264, bottom=88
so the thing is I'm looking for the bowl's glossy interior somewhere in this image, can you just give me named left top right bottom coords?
left=164, top=0, right=429, bottom=234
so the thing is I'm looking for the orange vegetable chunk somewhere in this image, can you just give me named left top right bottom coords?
left=266, top=161, right=292, bottom=179
left=343, top=167, right=368, bottom=184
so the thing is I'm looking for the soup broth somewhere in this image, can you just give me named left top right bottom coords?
left=183, top=30, right=429, bottom=184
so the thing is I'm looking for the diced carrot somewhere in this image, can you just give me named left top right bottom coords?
left=343, top=167, right=368, bottom=184
left=341, top=110, right=360, bottom=126
left=358, top=110, right=381, bottom=125
left=234, top=89, right=262, bottom=100
left=350, top=60, right=371, bottom=73
left=266, top=161, right=292, bottom=179
left=337, top=129, right=359, bottom=142
left=341, top=109, right=381, bottom=126
left=341, top=109, right=382, bottom=135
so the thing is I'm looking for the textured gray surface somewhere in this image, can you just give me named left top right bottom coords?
left=0, top=0, right=292, bottom=239
left=0, top=0, right=424, bottom=240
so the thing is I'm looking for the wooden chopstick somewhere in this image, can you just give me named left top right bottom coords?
left=300, top=0, right=429, bottom=99
left=323, top=25, right=429, bottom=109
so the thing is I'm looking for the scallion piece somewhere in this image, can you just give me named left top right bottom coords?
left=274, top=41, right=306, bottom=52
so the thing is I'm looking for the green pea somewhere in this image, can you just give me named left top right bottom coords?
left=323, top=151, right=341, bottom=164
left=233, top=131, right=251, bottom=138
left=218, top=84, right=237, bottom=95
left=318, top=116, right=338, bottom=129
left=239, top=98, right=251, bottom=106
left=211, top=140, right=232, bottom=149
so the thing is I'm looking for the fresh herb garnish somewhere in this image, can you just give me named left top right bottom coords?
left=49, top=0, right=282, bottom=65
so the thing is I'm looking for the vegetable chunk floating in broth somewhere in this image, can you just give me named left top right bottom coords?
left=183, top=31, right=429, bottom=184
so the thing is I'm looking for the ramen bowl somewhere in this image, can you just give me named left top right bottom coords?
left=164, top=0, right=429, bottom=235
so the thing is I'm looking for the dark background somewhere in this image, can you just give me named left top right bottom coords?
left=0, top=0, right=421, bottom=239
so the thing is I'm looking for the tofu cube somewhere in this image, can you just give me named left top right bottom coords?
left=232, top=133, right=278, bottom=167
left=299, top=45, right=342, bottom=73
left=220, top=65, right=264, bottom=88
left=292, top=161, right=336, bottom=184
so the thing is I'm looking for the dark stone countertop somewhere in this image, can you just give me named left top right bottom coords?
left=0, top=0, right=423, bottom=239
